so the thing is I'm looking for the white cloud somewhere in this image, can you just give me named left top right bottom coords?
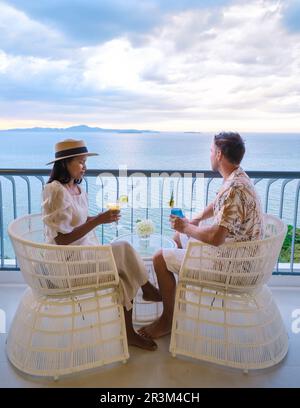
left=1, top=0, right=300, bottom=131
left=82, top=39, right=162, bottom=91
left=5, top=0, right=232, bottom=45
left=0, top=2, right=64, bottom=56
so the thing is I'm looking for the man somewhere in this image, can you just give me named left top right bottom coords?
left=139, top=132, right=264, bottom=339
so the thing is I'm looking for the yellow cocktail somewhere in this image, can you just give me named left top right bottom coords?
left=106, top=196, right=128, bottom=233
left=106, top=202, right=121, bottom=211
left=106, top=201, right=122, bottom=232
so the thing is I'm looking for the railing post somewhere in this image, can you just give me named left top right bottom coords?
left=291, top=181, right=300, bottom=273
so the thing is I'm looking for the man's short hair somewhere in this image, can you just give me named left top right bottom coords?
left=214, top=132, right=245, bottom=165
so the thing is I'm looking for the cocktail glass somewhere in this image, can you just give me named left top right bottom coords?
left=170, top=208, right=185, bottom=218
left=106, top=202, right=121, bottom=232
left=106, top=195, right=128, bottom=233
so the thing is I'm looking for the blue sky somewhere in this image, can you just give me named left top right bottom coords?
left=0, top=0, right=300, bottom=131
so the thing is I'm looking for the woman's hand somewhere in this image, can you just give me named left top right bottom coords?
left=96, top=209, right=121, bottom=225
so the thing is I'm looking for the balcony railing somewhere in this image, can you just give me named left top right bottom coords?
left=1, top=168, right=300, bottom=275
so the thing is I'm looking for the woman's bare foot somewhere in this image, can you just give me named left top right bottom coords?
left=127, top=332, right=158, bottom=351
left=142, top=281, right=162, bottom=302
left=138, top=316, right=172, bottom=339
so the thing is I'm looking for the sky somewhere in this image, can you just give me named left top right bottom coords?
left=0, top=0, right=300, bottom=132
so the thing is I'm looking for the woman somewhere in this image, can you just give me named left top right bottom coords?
left=42, top=139, right=161, bottom=351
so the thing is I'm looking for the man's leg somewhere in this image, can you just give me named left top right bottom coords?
left=173, top=231, right=183, bottom=248
left=139, top=250, right=176, bottom=338
left=123, top=305, right=158, bottom=351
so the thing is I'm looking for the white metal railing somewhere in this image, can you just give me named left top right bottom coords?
left=0, top=168, right=299, bottom=275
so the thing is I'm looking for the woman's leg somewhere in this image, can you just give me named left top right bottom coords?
left=123, top=305, right=157, bottom=351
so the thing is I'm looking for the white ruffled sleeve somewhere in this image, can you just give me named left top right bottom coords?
left=41, top=181, right=73, bottom=242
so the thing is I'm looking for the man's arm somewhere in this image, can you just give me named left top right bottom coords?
left=184, top=223, right=228, bottom=246
left=171, top=216, right=228, bottom=247
left=190, top=202, right=214, bottom=226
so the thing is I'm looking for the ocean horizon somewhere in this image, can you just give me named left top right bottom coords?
left=1, top=130, right=300, bottom=171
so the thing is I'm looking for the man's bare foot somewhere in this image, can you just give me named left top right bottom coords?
left=127, top=332, right=158, bottom=351
left=142, top=282, right=162, bottom=302
left=137, top=316, right=158, bottom=336
left=138, top=316, right=172, bottom=339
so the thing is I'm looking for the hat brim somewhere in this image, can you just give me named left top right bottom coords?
left=46, top=152, right=99, bottom=165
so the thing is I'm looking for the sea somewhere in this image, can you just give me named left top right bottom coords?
left=0, top=130, right=300, bottom=171
left=0, top=130, right=300, bottom=259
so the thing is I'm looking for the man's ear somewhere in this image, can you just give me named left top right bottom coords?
left=216, top=148, right=222, bottom=161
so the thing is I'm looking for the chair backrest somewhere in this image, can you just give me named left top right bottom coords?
left=179, top=214, right=287, bottom=292
left=8, top=213, right=119, bottom=296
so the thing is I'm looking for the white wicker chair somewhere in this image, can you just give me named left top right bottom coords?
left=169, top=214, right=289, bottom=371
left=7, top=213, right=129, bottom=378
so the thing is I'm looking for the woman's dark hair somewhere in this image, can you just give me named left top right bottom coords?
left=47, top=158, right=82, bottom=184
left=214, top=132, right=245, bottom=165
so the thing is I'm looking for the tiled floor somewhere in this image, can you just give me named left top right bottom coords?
left=0, top=284, right=300, bottom=388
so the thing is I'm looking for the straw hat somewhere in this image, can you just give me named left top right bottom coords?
left=46, top=139, right=98, bottom=165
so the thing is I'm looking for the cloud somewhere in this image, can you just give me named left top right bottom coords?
left=0, top=2, right=65, bottom=57
left=4, top=0, right=232, bottom=46
left=1, top=0, right=300, bottom=131
left=0, top=50, right=85, bottom=101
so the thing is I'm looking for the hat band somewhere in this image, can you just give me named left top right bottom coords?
left=55, top=146, right=88, bottom=159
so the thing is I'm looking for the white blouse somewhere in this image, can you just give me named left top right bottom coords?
left=41, top=180, right=99, bottom=246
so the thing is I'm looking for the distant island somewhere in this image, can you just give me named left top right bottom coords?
left=184, top=131, right=202, bottom=134
left=0, top=124, right=160, bottom=134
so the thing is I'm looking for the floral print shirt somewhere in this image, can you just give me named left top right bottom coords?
left=213, top=167, right=264, bottom=242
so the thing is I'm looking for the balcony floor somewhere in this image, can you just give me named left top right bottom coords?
left=0, top=284, right=300, bottom=388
